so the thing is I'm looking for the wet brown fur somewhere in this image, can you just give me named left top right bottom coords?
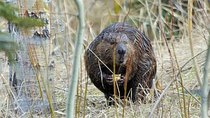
left=84, top=23, right=156, bottom=105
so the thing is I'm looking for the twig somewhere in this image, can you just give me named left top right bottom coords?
left=169, top=1, right=187, bottom=117
left=66, top=0, right=85, bottom=117
left=188, top=0, right=202, bottom=86
left=201, top=27, right=210, bottom=118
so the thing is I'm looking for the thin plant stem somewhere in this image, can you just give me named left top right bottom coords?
left=113, top=46, right=119, bottom=118
left=66, top=0, right=85, bottom=117
left=188, top=0, right=202, bottom=86
left=169, top=1, right=187, bottom=117
left=201, top=27, right=210, bottom=118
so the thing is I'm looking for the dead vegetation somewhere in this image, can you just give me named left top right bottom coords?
left=0, top=0, right=209, bottom=117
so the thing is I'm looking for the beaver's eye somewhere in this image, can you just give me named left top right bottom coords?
left=105, top=49, right=109, bottom=52
left=122, top=41, right=128, bottom=44
left=110, top=42, right=116, bottom=45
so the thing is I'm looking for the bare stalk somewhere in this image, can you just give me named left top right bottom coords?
left=82, top=75, right=88, bottom=118
left=188, top=0, right=202, bottom=86
left=145, top=0, right=157, bottom=41
left=66, top=0, right=85, bottom=117
left=113, top=46, right=119, bottom=118
left=201, top=27, right=210, bottom=118
left=169, top=1, right=187, bottom=117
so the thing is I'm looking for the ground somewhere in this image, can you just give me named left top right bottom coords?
left=0, top=0, right=210, bottom=117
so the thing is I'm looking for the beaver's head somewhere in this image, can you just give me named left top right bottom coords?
left=94, top=32, right=135, bottom=86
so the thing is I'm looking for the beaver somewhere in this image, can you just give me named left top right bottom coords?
left=84, top=22, right=156, bottom=105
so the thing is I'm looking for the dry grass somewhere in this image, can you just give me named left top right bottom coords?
left=0, top=0, right=210, bottom=117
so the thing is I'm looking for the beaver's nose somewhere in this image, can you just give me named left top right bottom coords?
left=116, top=43, right=126, bottom=55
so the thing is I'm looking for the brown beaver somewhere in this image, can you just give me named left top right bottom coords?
left=84, top=22, right=156, bottom=105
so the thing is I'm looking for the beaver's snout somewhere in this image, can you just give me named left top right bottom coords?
left=116, top=43, right=127, bottom=64
left=117, top=43, right=126, bottom=55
